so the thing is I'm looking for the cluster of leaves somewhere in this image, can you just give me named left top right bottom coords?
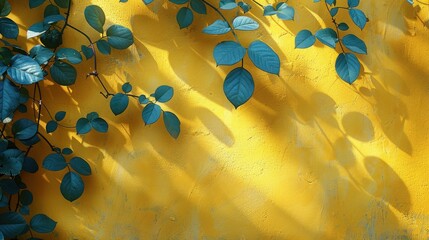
left=0, top=0, right=180, bottom=238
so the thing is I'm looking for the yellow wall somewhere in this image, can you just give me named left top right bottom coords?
left=12, top=0, right=429, bottom=239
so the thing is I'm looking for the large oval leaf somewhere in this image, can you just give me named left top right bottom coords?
left=8, top=54, right=44, bottom=85
left=202, top=20, right=231, bottom=35
left=315, top=28, right=337, bottom=48
left=19, top=190, right=33, bottom=205
left=54, top=0, right=69, bottom=8
left=12, top=118, right=37, bottom=140
left=110, top=93, right=129, bottom=115
left=223, top=67, right=254, bottom=108
left=42, top=153, right=67, bottom=171
left=276, top=2, right=294, bottom=20
left=176, top=7, right=193, bottom=29
left=106, top=25, right=133, bottom=50
left=0, top=212, right=27, bottom=238
left=154, top=85, right=174, bottom=103
left=247, top=40, right=280, bottom=75
left=342, top=34, right=367, bottom=54
left=84, top=5, right=105, bottom=33
left=56, top=48, right=82, bottom=64
left=49, top=60, right=77, bottom=86
left=349, top=9, right=367, bottom=30
left=69, top=157, right=91, bottom=176
left=90, top=118, right=108, bottom=133
left=96, top=39, right=111, bottom=55
left=232, top=16, right=259, bottom=31
left=163, top=111, right=180, bottom=139
left=60, top=171, right=84, bottom=202
left=27, top=22, right=48, bottom=39
left=295, top=29, right=316, bottom=49
left=76, top=117, right=91, bottom=134
left=0, top=149, right=25, bottom=176
left=335, top=53, right=360, bottom=84
left=30, top=45, right=54, bottom=65
left=213, top=41, right=246, bottom=66
left=30, top=0, right=46, bottom=8
left=0, top=18, right=18, bottom=39
left=142, top=103, right=161, bottom=125
left=190, top=0, right=206, bottom=14
left=30, top=214, right=56, bottom=233
left=0, top=79, right=20, bottom=122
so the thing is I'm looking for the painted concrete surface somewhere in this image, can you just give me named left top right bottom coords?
left=12, top=0, right=429, bottom=239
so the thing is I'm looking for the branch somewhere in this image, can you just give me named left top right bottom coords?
left=201, top=0, right=240, bottom=43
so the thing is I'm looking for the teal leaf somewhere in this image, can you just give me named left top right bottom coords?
left=348, top=0, right=359, bottom=8
left=0, top=179, right=18, bottom=194
left=170, top=0, right=188, bottom=4
left=84, top=5, right=105, bottom=33
left=86, top=112, right=99, bottom=121
left=61, top=148, right=73, bottom=155
left=338, top=22, right=349, bottom=31
left=190, top=0, right=206, bottom=14
left=122, top=82, right=132, bottom=93
left=29, top=0, right=45, bottom=8
left=54, top=0, right=69, bottom=8
left=213, top=41, right=246, bottom=66
left=330, top=7, right=338, bottom=17
left=42, top=153, right=67, bottom=171
left=22, top=157, right=39, bottom=173
left=263, top=5, right=276, bottom=16
left=0, top=212, right=27, bottom=238
left=20, top=134, right=40, bottom=146
left=335, top=53, right=360, bottom=84
left=120, top=0, right=128, bottom=2
left=0, top=79, right=20, bottom=122
left=139, top=95, right=149, bottom=104
left=27, top=22, right=48, bottom=39
left=50, top=60, right=77, bottom=86
left=202, top=20, right=231, bottom=35
left=247, top=40, right=280, bottom=75
left=46, top=120, right=58, bottom=133
left=0, top=18, right=18, bottom=39
left=315, top=28, right=337, bottom=48
left=276, top=2, right=294, bottom=20
left=55, top=111, right=66, bottom=121
left=19, top=205, right=29, bottom=215
left=223, top=67, right=254, bottom=108
left=30, top=214, right=56, bottom=233
left=44, top=4, right=60, bottom=17
left=325, top=0, right=336, bottom=5
left=220, top=0, right=237, bottom=9
left=12, top=118, right=37, bottom=140
left=43, top=14, right=65, bottom=25
left=295, top=29, right=316, bottom=48
left=76, top=117, right=91, bottom=134
left=0, top=149, right=25, bottom=176
left=69, top=157, right=91, bottom=176
left=238, top=2, right=251, bottom=13
left=106, top=25, right=134, bottom=49
left=81, top=45, right=93, bottom=60
left=90, top=118, right=108, bottom=133
left=19, top=190, right=33, bottom=205
left=142, top=103, right=161, bottom=125
left=40, top=28, right=62, bottom=49
left=163, top=111, right=180, bottom=139
left=154, top=85, right=174, bottom=103
left=342, top=34, right=367, bottom=54
left=0, top=0, right=10, bottom=17
left=407, top=0, right=413, bottom=4
left=349, top=9, right=367, bottom=30
left=176, top=7, right=193, bottom=29
left=56, top=48, right=82, bottom=64
left=143, top=0, right=153, bottom=4
left=232, top=16, right=259, bottom=30
left=110, top=93, right=129, bottom=115
left=60, top=171, right=84, bottom=202
left=96, top=40, right=111, bottom=55
left=8, top=54, right=44, bottom=85
left=29, top=45, right=53, bottom=65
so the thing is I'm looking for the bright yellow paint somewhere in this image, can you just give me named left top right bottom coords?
left=12, top=0, right=429, bottom=239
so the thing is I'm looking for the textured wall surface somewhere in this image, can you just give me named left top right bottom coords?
left=13, top=0, right=429, bottom=239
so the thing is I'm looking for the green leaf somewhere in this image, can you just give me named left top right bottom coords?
left=22, top=157, right=38, bottom=173
left=42, top=153, right=67, bottom=171
left=8, top=54, right=44, bottom=85
left=55, top=111, right=66, bottom=121
left=40, top=29, right=62, bottom=49
left=90, top=118, right=108, bottom=133
left=0, top=18, right=18, bottom=39
left=84, top=5, right=105, bottom=33
left=81, top=45, right=94, bottom=60
left=54, top=0, right=69, bottom=8
left=46, top=120, right=58, bottom=133
left=60, top=171, right=84, bottom=202
left=263, top=5, right=276, bottom=16
left=0, top=212, right=27, bottom=238
left=43, top=14, right=65, bottom=25
left=44, top=4, right=59, bottom=17
left=110, top=93, right=129, bottom=115
left=342, top=34, right=367, bottom=54
left=30, top=214, right=57, bottom=233
left=247, top=40, right=280, bottom=75
left=0, top=79, right=20, bottom=122
left=29, top=45, right=53, bottom=65
left=348, top=0, right=359, bottom=7
left=315, top=28, right=337, bottom=48
left=295, top=29, right=316, bottom=48
left=338, top=22, right=349, bottom=31
left=223, top=67, right=254, bottom=108
left=276, top=2, right=294, bottom=20
left=0, top=149, right=25, bottom=176
left=106, top=25, right=134, bottom=49
left=50, top=60, right=77, bottom=86
left=176, top=7, right=193, bottom=29
left=19, top=190, right=33, bottom=205
left=27, top=22, right=48, bottom=39
left=202, top=20, right=231, bottom=35
left=122, top=82, right=132, bottom=93
left=76, top=117, right=91, bottom=134
left=349, top=9, right=367, bottom=30
left=96, top=40, right=111, bottom=55
left=220, top=0, right=237, bottom=9
left=190, top=0, right=206, bottom=14
left=12, top=118, right=37, bottom=140
left=154, top=85, right=174, bottom=103
left=55, top=48, right=82, bottom=64
left=213, top=41, right=246, bottom=66
left=232, top=16, right=259, bottom=31
left=69, top=157, right=91, bottom=176
left=142, top=103, right=161, bottom=125
left=335, top=53, right=360, bottom=84
left=163, top=111, right=180, bottom=139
